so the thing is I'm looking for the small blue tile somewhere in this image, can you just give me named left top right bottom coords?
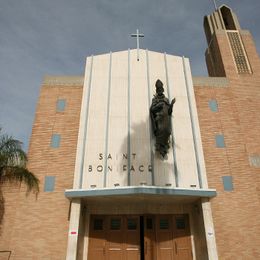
left=222, top=176, right=233, bottom=191
left=209, top=99, right=218, bottom=112
left=56, top=99, right=66, bottom=112
left=51, top=134, right=61, bottom=148
left=44, top=176, right=55, bottom=192
left=216, top=134, right=225, bottom=148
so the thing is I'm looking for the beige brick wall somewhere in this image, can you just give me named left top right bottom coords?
left=195, top=86, right=260, bottom=258
left=195, top=30, right=260, bottom=257
left=0, top=81, right=83, bottom=259
left=1, top=19, right=260, bottom=260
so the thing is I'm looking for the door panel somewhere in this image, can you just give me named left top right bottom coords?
left=88, top=216, right=106, bottom=260
left=106, top=250, right=123, bottom=260
left=156, top=216, right=175, bottom=260
left=126, top=249, right=140, bottom=260
left=155, top=215, right=193, bottom=260
left=144, top=216, right=156, bottom=260
left=125, top=216, right=140, bottom=259
left=173, top=215, right=193, bottom=260
left=106, top=216, right=124, bottom=260
left=88, top=214, right=193, bottom=260
left=88, top=215, right=140, bottom=260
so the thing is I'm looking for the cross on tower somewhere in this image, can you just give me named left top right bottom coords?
left=131, top=29, right=144, bottom=61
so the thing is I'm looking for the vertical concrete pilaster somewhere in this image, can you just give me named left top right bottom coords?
left=83, top=212, right=90, bottom=260
left=66, top=199, right=81, bottom=260
left=201, top=198, right=218, bottom=260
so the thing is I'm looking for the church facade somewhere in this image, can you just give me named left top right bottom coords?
left=1, top=5, right=260, bottom=260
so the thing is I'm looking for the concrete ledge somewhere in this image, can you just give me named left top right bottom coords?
left=240, top=30, right=251, bottom=36
left=193, top=77, right=229, bottom=87
left=43, top=75, right=84, bottom=86
left=65, top=186, right=217, bottom=199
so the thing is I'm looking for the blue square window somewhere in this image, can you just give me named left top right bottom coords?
left=222, top=176, right=233, bottom=191
left=209, top=99, right=218, bottom=112
left=215, top=134, right=225, bottom=148
left=56, top=99, right=66, bottom=112
left=44, top=176, right=55, bottom=192
left=51, top=134, right=61, bottom=148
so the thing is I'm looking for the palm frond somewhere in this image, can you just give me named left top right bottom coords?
left=0, top=134, right=27, bottom=168
left=0, top=166, right=39, bottom=194
left=0, top=130, right=39, bottom=195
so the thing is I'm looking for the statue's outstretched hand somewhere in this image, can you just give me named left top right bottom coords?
left=168, top=98, right=176, bottom=115
left=171, top=98, right=176, bottom=106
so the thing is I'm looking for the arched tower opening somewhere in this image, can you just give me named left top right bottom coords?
left=220, top=5, right=237, bottom=30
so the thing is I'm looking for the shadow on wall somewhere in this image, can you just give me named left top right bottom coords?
left=119, top=115, right=175, bottom=186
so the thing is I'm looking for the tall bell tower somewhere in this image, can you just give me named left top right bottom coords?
left=195, top=4, right=260, bottom=259
left=204, top=4, right=260, bottom=77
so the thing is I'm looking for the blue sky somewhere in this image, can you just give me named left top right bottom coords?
left=0, top=0, right=259, bottom=151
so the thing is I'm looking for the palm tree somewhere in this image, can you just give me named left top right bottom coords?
left=0, top=128, right=39, bottom=194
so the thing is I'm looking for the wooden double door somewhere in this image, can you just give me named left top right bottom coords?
left=88, top=214, right=192, bottom=260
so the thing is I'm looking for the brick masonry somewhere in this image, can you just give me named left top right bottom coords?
left=194, top=25, right=260, bottom=259
left=1, top=8, right=260, bottom=260
left=0, top=80, right=83, bottom=259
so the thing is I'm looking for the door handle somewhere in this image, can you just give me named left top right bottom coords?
left=175, top=242, right=177, bottom=254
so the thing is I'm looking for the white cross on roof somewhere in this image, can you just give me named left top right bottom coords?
left=131, top=29, right=144, bottom=61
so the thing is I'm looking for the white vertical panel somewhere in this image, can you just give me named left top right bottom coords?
left=167, top=55, right=190, bottom=187
left=169, top=55, right=199, bottom=188
left=106, top=51, right=129, bottom=187
left=145, top=50, right=155, bottom=185
left=129, top=49, right=152, bottom=186
left=73, top=57, right=93, bottom=189
left=83, top=54, right=110, bottom=189
left=183, top=57, right=209, bottom=188
left=163, top=54, right=177, bottom=187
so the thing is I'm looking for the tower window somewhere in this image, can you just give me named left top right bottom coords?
left=220, top=5, right=237, bottom=30
left=222, top=176, right=234, bottom=191
left=44, top=176, right=55, bottom=192
left=51, top=134, right=61, bottom=148
left=223, top=17, right=229, bottom=28
left=215, top=134, right=225, bottom=148
left=56, top=99, right=66, bottom=112
left=209, top=99, right=218, bottom=112
left=227, top=32, right=251, bottom=74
